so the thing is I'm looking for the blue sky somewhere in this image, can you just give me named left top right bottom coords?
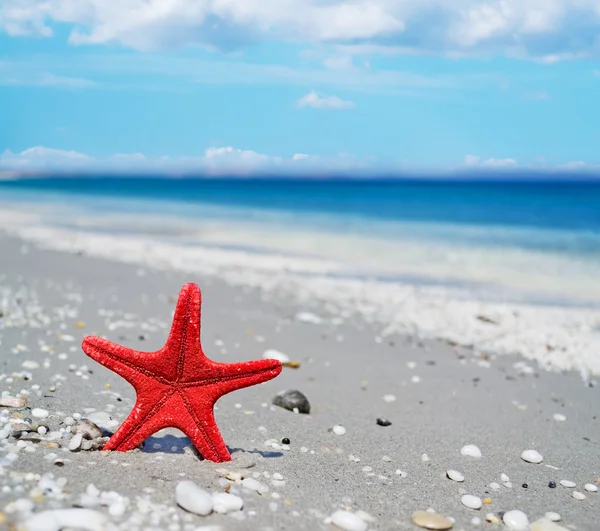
left=1, top=1, right=600, bottom=174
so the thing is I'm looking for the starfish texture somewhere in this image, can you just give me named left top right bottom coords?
left=81, top=282, right=282, bottom=462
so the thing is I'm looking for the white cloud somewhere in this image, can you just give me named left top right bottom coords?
left=464, top=154, right=518, bottom=168
left=0, top=145, right=369, bottom=175
left=296, top=90, right=355, bottom=110
left=3, top=1, right=600, bottom=59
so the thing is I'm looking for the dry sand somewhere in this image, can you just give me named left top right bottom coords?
left=0, top=233, right=598, bottom=530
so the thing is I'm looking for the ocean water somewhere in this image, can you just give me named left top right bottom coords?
left=1, top=176, right=599, bottom=306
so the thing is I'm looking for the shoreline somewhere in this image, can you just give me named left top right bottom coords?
left=0, top=231, right=598, bottom=530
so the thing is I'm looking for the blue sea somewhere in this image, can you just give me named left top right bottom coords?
left=1, top=176, right=599, bottom=306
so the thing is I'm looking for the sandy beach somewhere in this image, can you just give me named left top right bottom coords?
left=0, top=231, right=598, bottom=530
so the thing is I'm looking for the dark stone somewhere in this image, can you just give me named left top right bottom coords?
left=272, top=389, right=310, bottom=414
left=548, top=481, right=557, bottom=488
left=376, top=418, right=392, bottom=427
left=281, top=437, right=290, bottom=445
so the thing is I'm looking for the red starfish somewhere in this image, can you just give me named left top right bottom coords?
left=81, top=282, right=282, bottom=462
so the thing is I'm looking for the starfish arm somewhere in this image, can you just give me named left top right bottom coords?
left=104, top=386, right=176, bottom=451
left=163, top=283, right=206, bottom=380
left=82, top=336, right=169, bottom=386
left=176, top=390, right=231, bottom=462
left=181, top=358, right=282, bottom=397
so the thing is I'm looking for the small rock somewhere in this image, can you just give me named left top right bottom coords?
left=212, top=492, right=243, bottom=514
left=411, top=510, right=453, bottom=530
left=461, top=495, right=482, bottom=510
left=0, top=396, right=27, bottom=408
left=383, top=394, right=396, bottom=402
left=272, top=389, right=310, bottom=414
left=68, top=433, right=83, bottom=452
left=521, top=450, right=543, bottom=463
left=559, top=480, right=576, bottom=488
left=71, top=420, right=103, bottom=439
left=446, top=470, right=464, bottom=482
left=295, top=312, right=323, bottom=324
left=330, top=510, right=367, bottom=531
left=544, top=513, right=561, bottom=522
left=552, top=413, right=566, bottom=422
left=572, top=491, right=586, bottom=500
left=241, top=477, right=268, bottom=494
left=503, top=510, right=530, bottom=530
left=176, top=481, right=213, bottom=515
left=584, top=483, right=598, bottom=492
left=32, top=408, right=49, bottom=419
left=332, top=425, right=346, bottom=436
left=86, top=412, right=113, bottom=429
left=81, top=437, right=109, bottom=451
left=376, top=418, right=391, bottom=427
left=22, top=360, right=40, bottom=370
left=460, top=445, right=482, bottom=458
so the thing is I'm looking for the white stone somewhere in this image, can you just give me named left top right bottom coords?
left=552, top=413, right=566, bottom=422
left=572, top=491, right=586, bottom=500
left=262, top=349, right=290, bottom=363
left=21, top=509, right=109, bottom=531
left=295, top=312, right=323, bottom=324
left=584, top=483, right=598, bottom=492
left=242, top=478, right=268, bottom=494
left=332, top=425, right=346, bottom=436
left=500, top=473, right=510, bottom=482
left=544, top=512, right=561, bottom=522
left=212, top=492, right=243, bottom=514
left=86, top=412, right=112, bottom=429
left=68, top=433, right=83, bottom=451
left=489, top=482, right=500, bottom=489
left=22, top=360, right=40, bottom=370
left=460, top=495, right=482, bottom=510
left=503, top=510, right=530, bottom=530
left=330, top=510, right=368, bottom=531
left=460, top=445, right=481, bottom=458
left=32, top=408, right=49, bottom=419
left=559, top=480, right=576, bottom=488
left=383, top=394, right=396, bottom=402
left=176, top=481, right=213, bottom=516
left=446, top=470, right=464, bottom=482
left=521, top=450, right=543, bottom=463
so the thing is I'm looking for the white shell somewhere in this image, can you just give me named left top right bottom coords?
left=460, top=495, right=482, bottom=510
left=460, top=445, right=482, bottom=458
left=330, top=510, right=368, bottom=531
left=544, top=512, right=561, bottom=522
left=559, top=480, right=576, bottom=488
left=332, top=425, right=346, bottom=436
left=584, top=483, right=598, bottom=492
left=572, top=491, right=586, bottom=500
left=175, top=481, right=213, bottom=516
left=32, top=408, right=49, bottom=419
left=446, top=470, right=464, bottom=482
left=520, top=449, right=543, bottom=463
left=503, top=510, right=530, bottom=530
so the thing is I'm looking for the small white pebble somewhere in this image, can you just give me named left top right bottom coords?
left=545, top=512, right=561, bottom=522
left=461, top=445, right=482, bottom=458
left=461, top=495, right=482, bottom=510
left=447, top=470, right=465, bottom=482
left=521, top=449, right=543, bottom=464
left=332, top=425, right=346, bottom=436
left=502, top=510, right=529, bottom=530
left=32, top=408, right=49, bottom=419
left=421, top=453, right=430, bottom=462
left=330, top=510, right=367, bottom=531
left=559, top=480, right=576, bottom=488
left=572, top=491, right=586, bottom=500
left=552, top=413, right=567, bottom=422
left=584, top=483, right=598, bottom=492
left=383, top=394, right=396, bottom=403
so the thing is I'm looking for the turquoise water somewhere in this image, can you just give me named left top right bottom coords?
left=1, top=176, right=599, bottom=304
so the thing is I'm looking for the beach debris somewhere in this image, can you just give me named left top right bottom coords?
left=376, top=418, right=391, bottom=427
left=502, top=510, right=530, bottom=530
left=282, top=361, right=301, bottom=369
left=572, top=491, right=586, bottom=500
left=331, top=425, right=346, bottom=436
left=0, top=395, right=27, bottom=408
left=212, top=492, right=243, bottom=514
left=31, top=408, right=49, bottom=419
left=545, top=512, right=561, bottom=522
left=411, top=510, right=453, bottom=530
left=281, top=437, right=290, bottom=445
left=460, top=495, right=482, bottom=510
left=80, top=283, right=281, bottom=462
left=295, top=311, right=323, bottom=324
left=272, top=389, right=311, bottom=414
left=68, top=433, right=83, bottom=451
left=176, top=481, right=214, bottom=515
left=71, top=419, right=103, bottom=440
left=521, top=449, right=543, bottom=463
left=460, top=444, right=482, bottom=458
left=20, top=508, right=109, bottom=531
left=329, top=510, right=367, bottom=531
left=584, top=483, right=598, bottom=492
left=263, top=349, right=290, bottom=363
left=531, top=519, right=569, bottom=531
left=559, top=479, right=576, bottom=488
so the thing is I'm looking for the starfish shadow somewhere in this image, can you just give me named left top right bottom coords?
left=229, top=447, right=284, bottom=459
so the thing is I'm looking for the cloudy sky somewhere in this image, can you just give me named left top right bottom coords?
left=1, top=0, right=600, bottom=174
